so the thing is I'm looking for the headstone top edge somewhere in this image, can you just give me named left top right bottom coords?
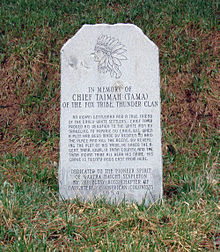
left=82, top=23, right=138, bottom=28
left=61, top=23, right=158, bottom=52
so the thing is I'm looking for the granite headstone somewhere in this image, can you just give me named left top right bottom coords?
left=59, top=24, right=162, bottom=205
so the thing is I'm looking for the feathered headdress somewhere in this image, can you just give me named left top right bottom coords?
left=93, top=35, right=127, bottom=79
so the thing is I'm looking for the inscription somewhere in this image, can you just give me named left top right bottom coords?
left=62, top=85, right=159, bottom=109
left=68, top=113, right=153, bottom=162
left=67, top=166, right=153, bottom=196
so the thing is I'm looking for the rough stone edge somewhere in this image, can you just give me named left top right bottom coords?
left=61, top=23, right=158, bottom=52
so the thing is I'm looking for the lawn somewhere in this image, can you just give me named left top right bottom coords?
left=0, top=0, right=219, bottom=250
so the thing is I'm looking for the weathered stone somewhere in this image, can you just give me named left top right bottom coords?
left=59, top=24, right=162, bottom=205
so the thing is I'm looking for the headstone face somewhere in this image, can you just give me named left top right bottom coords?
left=59, top=24, right=162, bottom=206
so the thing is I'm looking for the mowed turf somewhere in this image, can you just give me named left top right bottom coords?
left=0, top=0, right=219, bottom=250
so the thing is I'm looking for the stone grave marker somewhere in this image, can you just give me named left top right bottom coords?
left=59, top=24, right=162, bottom=205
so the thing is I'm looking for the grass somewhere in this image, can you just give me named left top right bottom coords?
left=0, top=0, right=219, bottom=250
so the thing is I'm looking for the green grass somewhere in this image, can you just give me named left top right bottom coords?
left=0, top=0, right=219, bottom=250
left=0, top=149, right=218, bottom=250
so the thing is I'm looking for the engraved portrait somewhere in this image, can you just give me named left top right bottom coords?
left=92, top=35, right=127, bottom=79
